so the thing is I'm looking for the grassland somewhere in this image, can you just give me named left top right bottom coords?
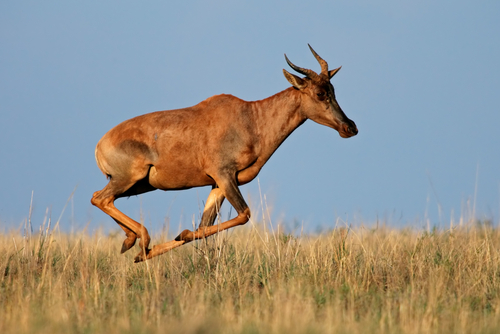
left=1, top=217, right=500, bottom=334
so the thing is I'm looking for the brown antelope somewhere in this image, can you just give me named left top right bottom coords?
left=91, top=45, right=358, bottom=262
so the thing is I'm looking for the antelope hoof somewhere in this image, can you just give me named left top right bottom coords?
left=121, top=234, right=137, bottom=254
left=134, top=248, right=151, bottom=263
left=175, top=229, right=195, bottom=242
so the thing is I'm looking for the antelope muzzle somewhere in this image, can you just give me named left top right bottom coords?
left=340, top=121, right=358, bottom=138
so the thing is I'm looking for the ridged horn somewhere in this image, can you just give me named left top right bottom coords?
left=308, top=44, right=329, bottom=75
left=284, top=54, right=318, bottom=79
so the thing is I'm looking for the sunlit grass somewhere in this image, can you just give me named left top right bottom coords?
left=1, top=215, right=500, bottom=334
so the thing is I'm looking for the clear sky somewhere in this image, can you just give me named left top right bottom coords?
left=1, top=1, right=499, bottom=235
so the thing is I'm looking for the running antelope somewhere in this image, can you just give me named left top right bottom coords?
left=91, top=45, right=358, bottom=262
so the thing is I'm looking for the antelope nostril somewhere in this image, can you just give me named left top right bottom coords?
left=342, top=122, right=358, bottom=136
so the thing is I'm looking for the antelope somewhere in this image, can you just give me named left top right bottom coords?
left=91, top=45, right=358, bottom=262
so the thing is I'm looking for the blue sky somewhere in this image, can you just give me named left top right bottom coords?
left=1, top=1, right=499, bottom=235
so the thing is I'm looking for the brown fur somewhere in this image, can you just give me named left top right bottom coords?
left=91, top=46, right=358, bottom=262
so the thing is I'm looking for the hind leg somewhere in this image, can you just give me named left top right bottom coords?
left=91, top=177, right=152, bottom=254
left=113, top=217, right=138, bottom=253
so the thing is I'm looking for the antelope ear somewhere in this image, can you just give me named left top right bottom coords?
left=283, top=69, right=307, bottom=89
left=329, top=66, right=341, bottom=79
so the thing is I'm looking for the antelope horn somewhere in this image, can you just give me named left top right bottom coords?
left=284, top=54, right=318, bottom=79
left=308, top=44, right=329, bottom=75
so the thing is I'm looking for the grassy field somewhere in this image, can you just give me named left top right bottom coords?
left=1, top=217, right=500, bottom=334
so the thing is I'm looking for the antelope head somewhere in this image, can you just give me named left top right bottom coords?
left=283, top=45, right=358, bottom=138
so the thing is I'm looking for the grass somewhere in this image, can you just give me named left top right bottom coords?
left=1, top=216, right=500, bottom=334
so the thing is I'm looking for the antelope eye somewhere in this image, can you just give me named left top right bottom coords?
left=317, top=92, right=325, bottom=97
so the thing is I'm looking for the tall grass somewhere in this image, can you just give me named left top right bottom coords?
left=1, top=217, right=500, bottom=334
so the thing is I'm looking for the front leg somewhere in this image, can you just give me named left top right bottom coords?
left=198, top=186, right=226, bottom=228
left=176, top=171, right=250, bottom=241
left=134, top=172, right=250, bottom=262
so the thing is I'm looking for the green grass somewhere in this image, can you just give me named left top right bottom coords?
left=1, top=219, right=500, bottom=334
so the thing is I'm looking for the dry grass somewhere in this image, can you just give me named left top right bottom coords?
left=1, top=217, right=500, bottom=334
